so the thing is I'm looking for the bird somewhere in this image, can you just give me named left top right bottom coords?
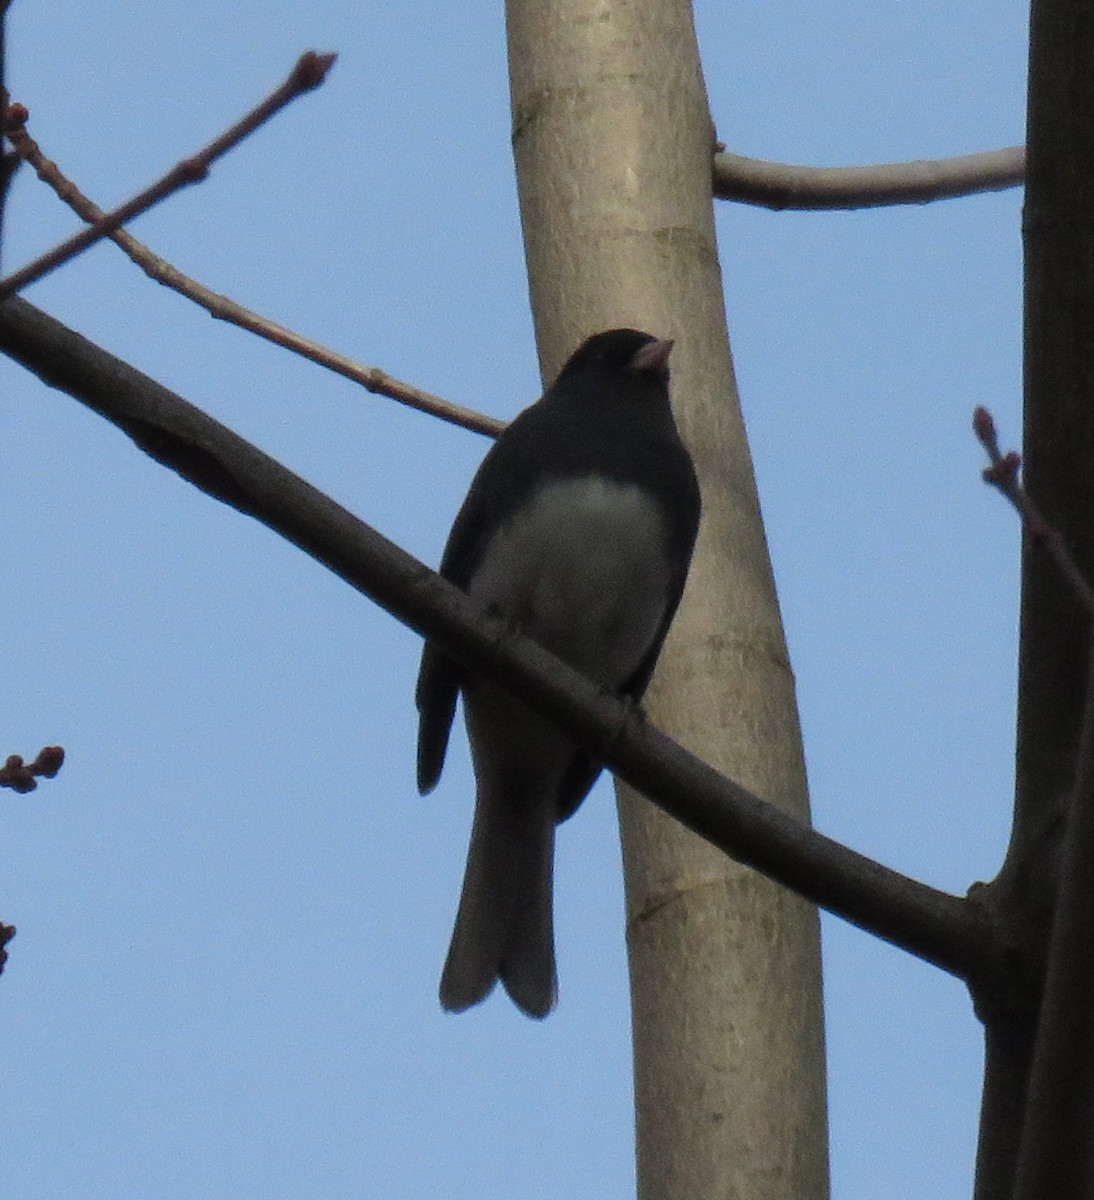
left=415, top=328, right=701, bottom=1018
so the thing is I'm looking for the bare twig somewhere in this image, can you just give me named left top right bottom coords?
left=0, top=745, right=64, bottom=793
left=0, top=111, right=14, bottom=227
left=0, top=293, right=1007, bottom=993
left=714, top=145, right=1024, bottom=210
left=0, top=6, right=17, bottom=264
left=0, top=51, right=337, bottom=299
left=973, top=406, right=1094, bottom=615
left=2, top=107, right=503, bottom=438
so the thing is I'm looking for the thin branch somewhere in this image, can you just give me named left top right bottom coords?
left=2, top=108, right=502, bottom=438
left=974, top=406, right=1094, bottom=614
left=0, top=293, right=1007, bottom=993
left=0, top=745, right=64, bottom=793
left=713, top=145, right=1024, bottom=210
left=0, top=50, right=337, bottom=299
left=0, top=4, right=16, bottom=266
left=0, top=109, right=15, bottom=233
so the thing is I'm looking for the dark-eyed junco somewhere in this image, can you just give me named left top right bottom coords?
left=416, top=328, right=701, bottom=1017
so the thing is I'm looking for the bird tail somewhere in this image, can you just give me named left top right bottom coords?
left=440, top=787, right=557, bottom=1019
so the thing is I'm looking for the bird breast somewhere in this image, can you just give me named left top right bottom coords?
left=467, top=477, right=672, bottom=688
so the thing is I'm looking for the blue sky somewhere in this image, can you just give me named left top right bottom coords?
left=2, top=2, right=1027, bottom=1196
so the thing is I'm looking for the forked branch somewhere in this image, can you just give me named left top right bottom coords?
left=975, top=411, right=1094, bottom=1198
left=1, top=101, right=502, bottom=437
left=0, top=51, right=336, bottom=299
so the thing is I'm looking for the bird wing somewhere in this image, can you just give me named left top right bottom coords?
left=414, top=442, right=510, bottom=796
left=414, top=414, right=541, bottom=796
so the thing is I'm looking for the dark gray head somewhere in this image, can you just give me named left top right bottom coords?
left=554, top=329, right=674, bottom=388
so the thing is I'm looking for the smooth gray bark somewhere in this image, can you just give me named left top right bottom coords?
left=506, top=3, right=830, bottom=1196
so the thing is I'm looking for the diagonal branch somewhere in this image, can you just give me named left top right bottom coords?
left=0, top=293, right=1006, bottom=993
left=0, top=50, right=336, bottom=299
left=2, top=108, right=502, bottom=438
left=714, top=145, right=1024, bottom=210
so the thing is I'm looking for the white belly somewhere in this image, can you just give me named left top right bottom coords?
left=468, top=477, right=671, bottom=687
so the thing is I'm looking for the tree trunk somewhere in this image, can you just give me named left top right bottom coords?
left=505, top=2, right=830, bottom=1196
left=981, top=0, right=1094, bottom=1194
